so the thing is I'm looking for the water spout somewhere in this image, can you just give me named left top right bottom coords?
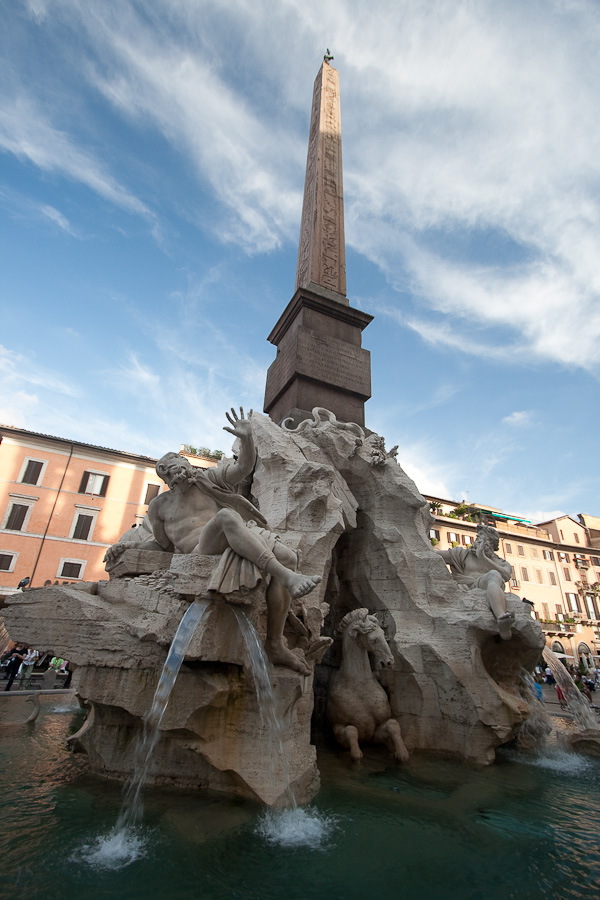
left=115, top=598, right=211, bottom=831
left=542, top=647, right=599, bottom=732
left=232, top=607, right=297, bottom=808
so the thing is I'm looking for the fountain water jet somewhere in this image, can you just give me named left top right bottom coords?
left=115, top=598, right=211, bottom=831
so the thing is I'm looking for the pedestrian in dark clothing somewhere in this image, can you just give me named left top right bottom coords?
left=3, top=646, right=27, bottom=691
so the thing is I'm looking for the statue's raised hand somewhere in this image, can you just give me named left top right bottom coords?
left=223, top=407, right=253, bottom=439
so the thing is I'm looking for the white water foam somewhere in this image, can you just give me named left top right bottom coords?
left=71, top=826, right=148, bottom=870
left=255, top=807, right=339, bottom=850
left=512, top=748, right=596, bottom=774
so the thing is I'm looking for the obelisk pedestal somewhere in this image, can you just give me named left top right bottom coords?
left=264, top=60, right=373, bottom=428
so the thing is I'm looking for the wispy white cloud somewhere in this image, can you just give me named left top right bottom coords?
left=10, top=0, right=600, bottom=372
left=502, top=410, right=534, bottom=428
left=0, top=95, right=155, bottom=222
left=0, top=345, right=81, bottom=399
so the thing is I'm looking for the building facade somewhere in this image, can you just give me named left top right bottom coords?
left=426, top=496, right=600, bottom=667
left=0, top=426, right=216, bottom=600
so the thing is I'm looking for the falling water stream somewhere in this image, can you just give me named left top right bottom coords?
left=77, top=599, right=211, bottom=866
left=232, top=606, right=297, bottom=809
left=542, top=646, right=599, bottom=732
left=115, top=598, right=211, bottom=831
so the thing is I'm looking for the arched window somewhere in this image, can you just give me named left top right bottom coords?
left=577, top=642, right=593, bottom=669
left=551, top=641, right=565, bottom=654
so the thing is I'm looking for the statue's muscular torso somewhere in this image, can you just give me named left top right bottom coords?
left=149, top=486, right=221, bottom=554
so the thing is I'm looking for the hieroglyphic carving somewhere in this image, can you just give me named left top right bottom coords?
left=295, top=63, right=346, bottom=298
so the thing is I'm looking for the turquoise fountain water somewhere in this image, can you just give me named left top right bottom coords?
left=1, top=702, right=599, bottom=900
left=3, top=613, right=600, bottom=898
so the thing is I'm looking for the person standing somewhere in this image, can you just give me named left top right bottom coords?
left=18, top=648, right=39, bottom=689
left=3, top=646, right=26, bottom=691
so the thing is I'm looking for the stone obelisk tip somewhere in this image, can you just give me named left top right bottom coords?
left=295, top=60, right=346, bottom=301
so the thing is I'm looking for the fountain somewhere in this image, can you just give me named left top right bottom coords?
left=3, top=55, right=591, bottom=897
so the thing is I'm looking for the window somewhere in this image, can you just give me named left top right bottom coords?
left=447, top=532, right=459, bottom=543
left=560, top=529, right=564, bottom=539
left=558, top=552, right=570, bottom=563
left=574, top=533, right=580, bottom=544
left=591, top=556, right=600, bottom=567
left=505, top=542, right=513, bottom=555
left=556, top=605, right=563, bottom=615
left=70, top=505, right=100, bottom=542
left=535, top=569, right=543, bottom=584
left=531, top=547, right=539, bottom=559
left=20, top=458, right=45, bottom=486
left=517, top=545, right=525, bottom=557
left=510, top=566, right=519, bottom=587
left=521, top=567, right=529, bottom=581
left=78, top=471, right=109, bottom=497
left=542, top=603, right=550, bottom=620
left=549, top=571, right=557, bottom=586
left=0, top=552, right=17, bottom=573
left=543, top=550, right=554, bottom=561
left=566, top=593, right=580, bottom=612
left=73, top=514, right=93, bottom=541
left=57, top=559, right=86, bottom=580
left=461, top=535, right=473, bottom=545
left=585, top=595, right=598, bottom=620
left=144, top=483, right=160, bottom=505
left=563, top=568, right=571, bottom=582
left=2, top=495, right=36, bottom=532
left=5, top=503, right=29, bottom=531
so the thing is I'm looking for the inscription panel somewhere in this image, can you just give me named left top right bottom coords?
left=296, top=328, right=370, bottom=397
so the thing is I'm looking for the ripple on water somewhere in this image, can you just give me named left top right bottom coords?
left=255, top=807, right=339, bottom=850
left=70, top=826, right=149, bottom=870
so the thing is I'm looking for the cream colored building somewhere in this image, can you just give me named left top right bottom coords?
left=426, top=496, right=600, bottom=667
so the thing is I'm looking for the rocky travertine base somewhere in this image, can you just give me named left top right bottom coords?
left=4, top=410, right=546, bottom=802
left=248, top=412, right=545, bottom=764
left=3, top=555, right=320, bottom=806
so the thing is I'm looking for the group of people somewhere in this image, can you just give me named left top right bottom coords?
left=1, top=646, right=71, bottom=691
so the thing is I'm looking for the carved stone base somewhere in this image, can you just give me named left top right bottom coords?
left=107, top=549, right=174, bottom=578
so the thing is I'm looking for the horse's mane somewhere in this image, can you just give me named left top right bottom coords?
left=337, top=607, right=380, bottom=636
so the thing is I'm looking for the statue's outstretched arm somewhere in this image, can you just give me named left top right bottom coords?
left=222, top=407, right=256, bottom=486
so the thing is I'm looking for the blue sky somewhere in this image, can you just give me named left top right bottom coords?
left=1, top=0, right=599, bottom=523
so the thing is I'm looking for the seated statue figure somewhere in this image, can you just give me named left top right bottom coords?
left=437, top=524, right=515, bottom=640
left=104, top=408, right=321, bottom=675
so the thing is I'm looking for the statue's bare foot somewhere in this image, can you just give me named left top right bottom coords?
left=284, top=572, right=322, bottom=600
left=498, top=611, right=515, bottom=641
left=265, top=638, right=310, bottom=677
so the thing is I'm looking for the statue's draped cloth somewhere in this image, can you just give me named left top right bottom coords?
left=193, top=465, right=277, bottom=598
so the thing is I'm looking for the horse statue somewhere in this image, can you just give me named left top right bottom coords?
left=327, top=608, right=409, bottom=762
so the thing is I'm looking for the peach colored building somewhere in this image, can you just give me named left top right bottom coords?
left=427, top=496, right=600, bottom=667
left=0, top=425, right=215, bottom=600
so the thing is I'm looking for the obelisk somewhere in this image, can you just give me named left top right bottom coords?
left=263, top=57, right=373, bottom=427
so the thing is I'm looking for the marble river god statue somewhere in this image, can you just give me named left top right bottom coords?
left=104, top=408, right=322, bottom=676
left=437, top=524, right=515, bottom=640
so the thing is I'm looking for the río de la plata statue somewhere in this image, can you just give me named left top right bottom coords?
left=437, top=523, right=515, bottom=640
left=104, top=408, right=321, bottom=675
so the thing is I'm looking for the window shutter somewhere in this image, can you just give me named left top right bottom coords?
left=99, top=475, right=109, bottom=498
left=144, top=483, right=160, bottom=504
left=0, top=553, right=13, bottom=571
left=78, top=472, right=90, bottom=493
left=6, top=504, right=28, bottom=531
left=22, top=460, right=43, bottom=485
left=73, top=514, right=93, bottom=541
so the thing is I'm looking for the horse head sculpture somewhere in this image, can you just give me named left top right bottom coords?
left=337, top=608, right=394, bottom=669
